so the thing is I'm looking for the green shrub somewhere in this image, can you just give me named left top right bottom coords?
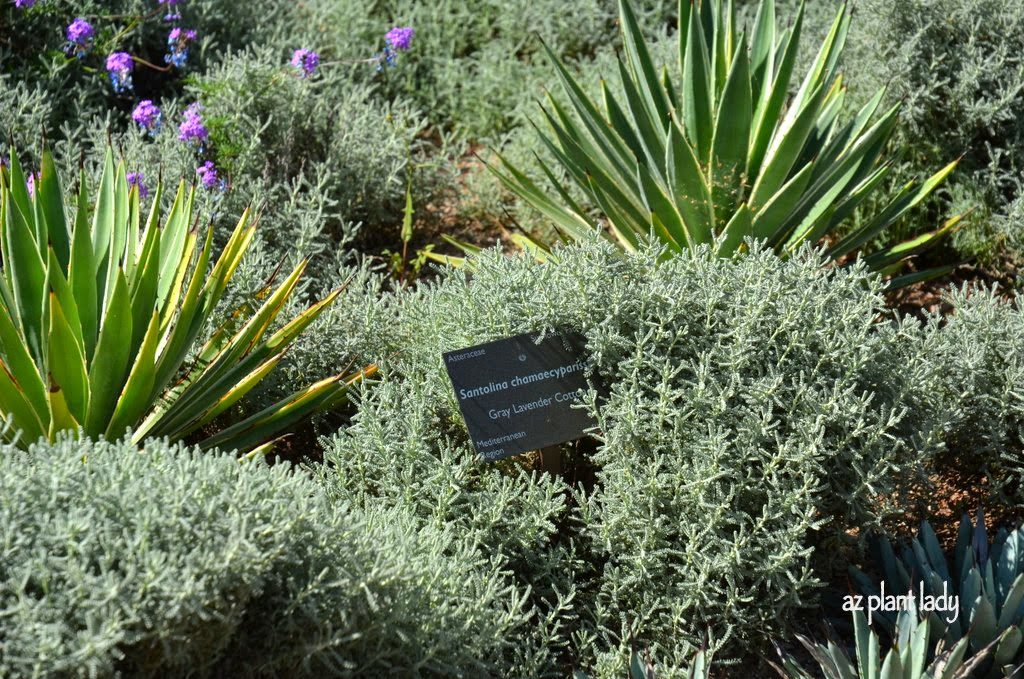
left=0, top=436, right=527, bottom=677
left=297, top=0, right=679, bottom=141
left=0, top=77, right=55, bottom=144
left=843, top=0, right=1024, bottom=264
left=188, top=47, right=433, bottom=248
left=321, top=374, right=579, bottom=677
left=921, top=287, right=1024, bottom=502
left=572, top=244, right=932, bottom=666
left=2, top=2, right=446, bottom=280
left=321, top=238, right=933, bottom=672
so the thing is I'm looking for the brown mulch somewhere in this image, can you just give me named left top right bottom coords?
left=893, top=468, right=1024, bottom=549
left=884, top=261, right=1018, bottom=322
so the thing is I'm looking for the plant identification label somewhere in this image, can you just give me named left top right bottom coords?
left=443, top=331, right=594, bottom=461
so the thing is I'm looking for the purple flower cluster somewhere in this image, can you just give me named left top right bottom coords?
left=65, top=18, right=95, bottom=58
left=378, top=26, right=414, bottom=70
left=195, top=161, right=225, bottom=191
left=159, top=0, right=183, bottom=22
left=290, top=49, right=319, bottom=78
left=177, top=102, right=208, bottom=147
left=106, top=52, right=134, bottom=93
left=14, top=0, right=37, bottom=8
left=126, top=172, right=150, bottom=198
left=165, top=27, right=197, bottom=68
left=385, top=27, right=414, bottom=52
left=132, top=100, right=162, bottom=135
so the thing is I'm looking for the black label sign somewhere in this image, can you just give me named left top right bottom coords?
left=443, top=332, right=594, bottom=461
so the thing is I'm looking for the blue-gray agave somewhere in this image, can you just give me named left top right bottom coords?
left=851, top=510, right=1024, bottom=677
left=772, top=606, right=997, bottom=679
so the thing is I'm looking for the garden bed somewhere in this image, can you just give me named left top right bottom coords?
left=2, top=0, right=1024, bottom=677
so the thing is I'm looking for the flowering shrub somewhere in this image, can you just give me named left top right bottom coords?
left=177, top=101, right=208, bottom=146
left=183, top=47, right=431, bottom=267
left=65, top=17, right=94, bottom=57
left=195, top=159, right=224, bottom=190
left=105, top=51, right=134, bottom=93
left=289, top=48, right=319, bottom=78
left=385, top=26, right=414, bottom=51
left=378, top=26, right=414, bottom=69
left=159, top=0, right=182, bottom=22
left=131, top=99, right=161, bottom=135
left=165, top=27, right=196, bottom=67
left=1, top=0, right=437, bottom=287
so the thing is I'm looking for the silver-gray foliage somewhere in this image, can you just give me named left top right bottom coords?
left=321, top=238, right=934, bottom=673
left=0, top=436, right=527, bottom=677
left=921, top=286, right=1024, bottom=503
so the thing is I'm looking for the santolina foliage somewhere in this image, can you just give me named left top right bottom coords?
left=919, top=286, right=1024, bottom=503
left=0, top=436, right=527, bottom=677
left=322, top=238, right=935, bottom=673
left=842, top=0, right=1024, bottom=264
left=187, top=47, right=429, bottom=253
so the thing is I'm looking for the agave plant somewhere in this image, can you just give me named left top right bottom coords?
left=850, top=510, right=1024, bottom=677
left=423, top=232, right=556, bottom=269
left=772, top=607, right=998, bottom=679
left=490, top=0, right=960, bottom=287
left=0, top=147, right=373, bottom=452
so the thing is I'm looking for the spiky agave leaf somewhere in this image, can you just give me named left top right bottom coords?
left=850, top=509, right=1024, bottom=675
left=490, top=0, right=961, bottom=287
left=0, top=146, right=369, bottom=452
left=772, top=607, right=1002, bottom=679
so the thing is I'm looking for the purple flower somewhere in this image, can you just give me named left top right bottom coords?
left=66, top=18, right=94, bottom=44
left=14, top=0, right=37, bottom=8
left=195, top=161, right=225, bottom=191
left=106, top=52, right=134, bottom=93
left=177, top=103, right=208, bottom=147
left=290, top=49, right=320, bottom=78
left=385, top=27, right=414, bottom=52
left=132, top=100, right=162, bottom=135
left=158, top=0, right=182, bottom=21
left=26, top=172, right=39, bottom=198
left=65, top=18, right=95, bottom=57
left=377, top=27, right=414, bottom=70
left=126, top=172, right=149, bottom=198
left=164, top=27, right=197, bottom=68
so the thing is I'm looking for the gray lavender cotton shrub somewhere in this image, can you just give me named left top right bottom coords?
left=921, top=286, right=1024, bottom=504
left=320, top=238, right=936, bottom=675
left=0, top=436, right=528, bottom=678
